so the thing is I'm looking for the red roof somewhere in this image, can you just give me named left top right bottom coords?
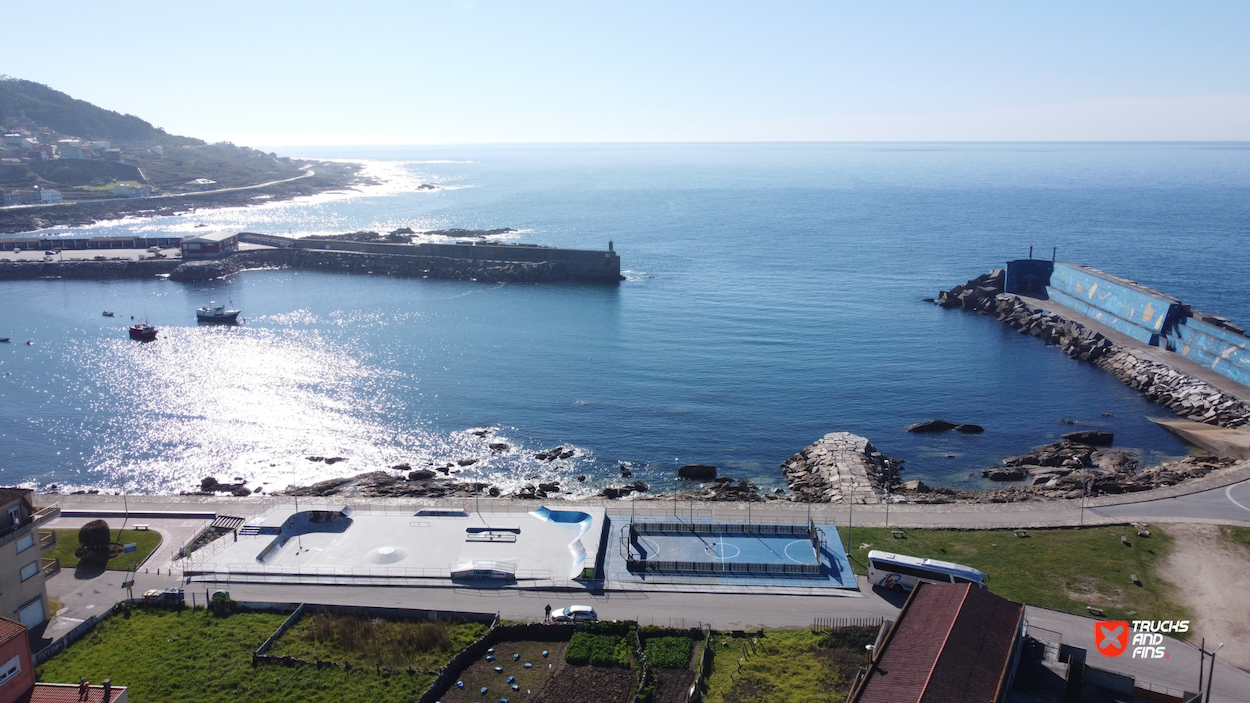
left=18, top=683, right=127, bottom=703
left=0, top=617, right=26, bottom=647
left=852, top=583, right=1024, bottom=703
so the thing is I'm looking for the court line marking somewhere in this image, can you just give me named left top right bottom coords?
left=1225, top=480, right=1250, bottom=514
left=783, top=539, right=817, bottom=564
left=705, top=538, right=741, bottom=561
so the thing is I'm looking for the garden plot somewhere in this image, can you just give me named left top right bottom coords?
left=436, top=640, right=568, bottom=703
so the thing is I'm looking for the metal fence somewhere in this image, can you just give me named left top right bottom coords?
left=625, top=558, right=821, bottom=576
left=33, top=604, right=115, bottom=666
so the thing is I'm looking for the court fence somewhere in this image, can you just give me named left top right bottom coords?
left=625, top=518, right=825, bottom=577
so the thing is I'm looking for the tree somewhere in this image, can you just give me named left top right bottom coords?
left=78, top=519, right=111, bottom=552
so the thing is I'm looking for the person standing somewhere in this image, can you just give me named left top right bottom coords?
left=544, top=604, right=551, bottom=621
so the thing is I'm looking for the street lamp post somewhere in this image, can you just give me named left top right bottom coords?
left=1205, top=643, right=1225, bottom=703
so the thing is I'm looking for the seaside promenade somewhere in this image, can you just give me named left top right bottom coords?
left=37, top=483, right=1250, bottom=703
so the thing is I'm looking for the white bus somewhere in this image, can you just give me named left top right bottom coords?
left=867, top=550, right=988, bottom=593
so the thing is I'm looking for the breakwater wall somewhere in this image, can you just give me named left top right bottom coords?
left=293, top=237, right=623, bottom=282
left=0, top=258, right=181, bottom=279
left=0, top=241, right=623, bottom=284
left=167, top=247, right=600, bottom=283
left=938, top=267, right=1250, bottom=429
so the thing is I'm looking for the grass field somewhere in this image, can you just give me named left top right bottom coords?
left=701, top=628, right=875, bottom=703
left=268, top=613, right=486, bottom=670
left=842, top=525, right=1186, bottom=624
left=36, top=609, right=449, bottom=703
left=1220, top=525, right=1250, bottom=551
left=42, top=528, right=162, bottom=570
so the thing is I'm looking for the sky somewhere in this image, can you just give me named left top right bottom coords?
left=6, top=1, right=1250, bottom=145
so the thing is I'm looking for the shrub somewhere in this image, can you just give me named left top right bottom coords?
left=565, top=633, right=631, bottom=668
left=645, top=637, right=693, bottom=669
left=208, top=591, right=235, bottom=618
left=78, top=520, right=111, bottom=552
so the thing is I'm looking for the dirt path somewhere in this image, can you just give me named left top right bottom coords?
left=1157, top=523, right=1250, bottom=669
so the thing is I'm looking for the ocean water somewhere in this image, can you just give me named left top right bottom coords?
left=2, top=143, right=1248, bottom=497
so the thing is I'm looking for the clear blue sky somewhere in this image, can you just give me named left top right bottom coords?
left=7, top=1, right=1250, bottom=144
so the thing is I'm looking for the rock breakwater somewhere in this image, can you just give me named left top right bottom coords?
left=938, top=272, right=1250, bottom=429
left=781, top=432, right=900, bottom=503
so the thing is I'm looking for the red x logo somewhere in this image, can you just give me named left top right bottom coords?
left=1095, top=620, right=1129, bottom=657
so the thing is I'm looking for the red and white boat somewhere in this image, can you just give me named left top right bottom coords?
left=129, top=323, right=158, bottom=341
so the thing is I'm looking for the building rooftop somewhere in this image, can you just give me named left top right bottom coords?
left=851, top=583, right=1025, bottom=703
left=19, top=682, right=128, bottom=703
left=0, top=616, right=27, bottom=647
left=0, top=488, right=32, bottom=507
left=182, top=231, right=237, bottom=244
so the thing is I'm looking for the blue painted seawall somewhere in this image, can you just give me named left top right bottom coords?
left=1018, top=260, right=1250, bottom=389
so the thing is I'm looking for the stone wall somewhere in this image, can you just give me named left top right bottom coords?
left=0, top=258, right=181, bottom=280
left=166, top=247, right=595, bottom=284
left=781, top=432, right=899, bottom=503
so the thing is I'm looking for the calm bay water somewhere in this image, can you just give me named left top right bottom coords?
left=1, top=143, right=1248, bottom=496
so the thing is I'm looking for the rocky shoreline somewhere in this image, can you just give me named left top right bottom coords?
left=0, top=161, right=367, bottom=235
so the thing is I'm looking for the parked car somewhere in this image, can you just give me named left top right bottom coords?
left=551, top=605, right=598, bottom=622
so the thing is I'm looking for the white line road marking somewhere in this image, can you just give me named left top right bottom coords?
left=1225, top=481, right=1250, bottom=514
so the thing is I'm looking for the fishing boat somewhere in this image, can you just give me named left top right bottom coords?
left=129, top=323, right=158, bottom=341
left=196, top=301, right=241, bottom=323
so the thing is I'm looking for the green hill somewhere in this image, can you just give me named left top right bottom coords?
left=0, top=76, right=203, bottom=146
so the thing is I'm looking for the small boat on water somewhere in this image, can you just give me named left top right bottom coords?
left=129, top=323, right=158, bottom=341
left=0, top=338, right=9, bottom=343
left=102, top=311, right=114, bottom=317
left=196, top=301, right=241, bottom=323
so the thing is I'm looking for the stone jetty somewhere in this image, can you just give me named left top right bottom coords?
left=938, top=273, right=1250, bottom=429
left=781, top=432, right=899, bottom=503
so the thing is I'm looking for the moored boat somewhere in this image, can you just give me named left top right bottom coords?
left=102, top=311, right=114, bottom=317
left=129, top=323, right=158, bottom=341
left=196, top=301, right=241, bottom=323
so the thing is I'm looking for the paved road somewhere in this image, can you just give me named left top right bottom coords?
left=1027, top=607, right=1245, bottom=703
left=5, top=169, right=315, bottom=211
left=1094, top=479, right=1250, bottom=522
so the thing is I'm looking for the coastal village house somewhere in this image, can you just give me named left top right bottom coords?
left=0, top=617, right=127, bottom=703
left=0, top=490, right=60, bottom=630
left=109, top=184, right=150, bottom=198
left=180, top=231, right=238, bottom=259
left=848, top=583, right=1026, bottom=703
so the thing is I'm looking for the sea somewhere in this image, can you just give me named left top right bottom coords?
left=1, top=143, right=1248, bottom=498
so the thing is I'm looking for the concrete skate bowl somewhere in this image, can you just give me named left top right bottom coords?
left=529, top=507, right=594, bottom=579
left=256, top=509, right=354, bottom=563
